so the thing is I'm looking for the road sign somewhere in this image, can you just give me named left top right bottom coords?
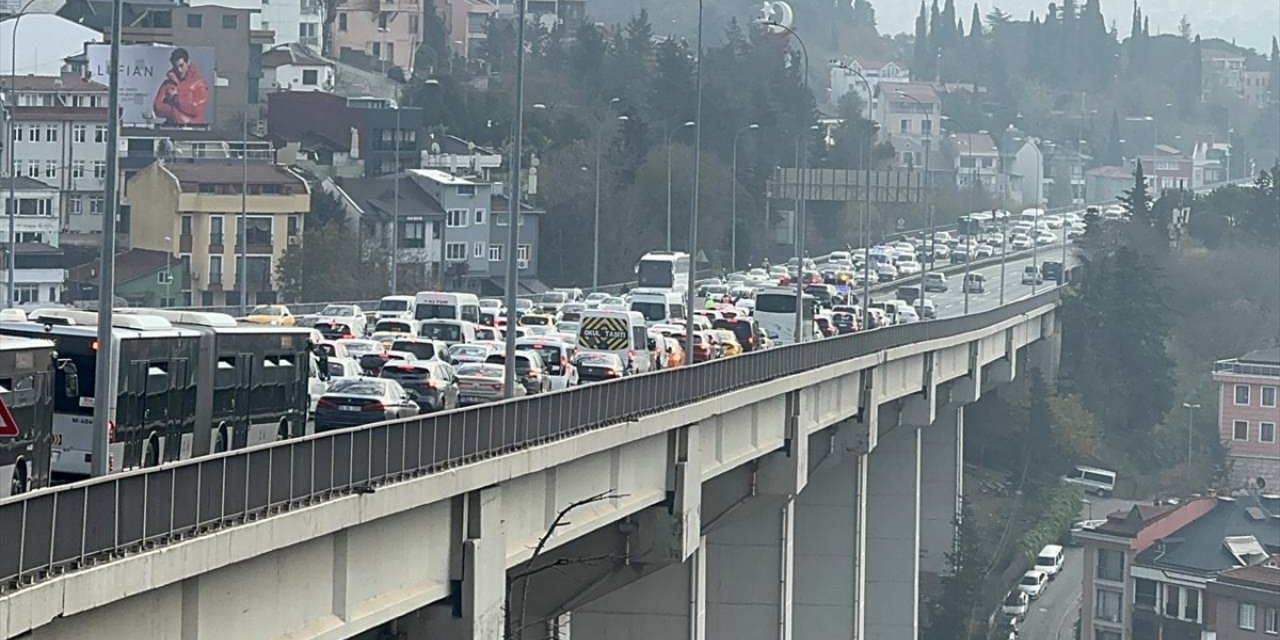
left=0, top=396, right=19, bottom=438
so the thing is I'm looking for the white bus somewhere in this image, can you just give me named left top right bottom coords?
left=628, top=287, right=688, bottom=326
left=635, top=251, right=691, bottom=291
left=754, top=287, right=815, bottom=345
left=414, top=291, right=481, bottom=324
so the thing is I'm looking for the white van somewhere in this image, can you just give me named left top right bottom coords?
left=1064, top=465, right=1117, bottom=496
left=1035, top=544, right=1065, bottom=579
left=375, top=295, right=416, bottom=320
left=418, top=319, right=477, bottom=346
left=413, top=291, right=481, bottom=324
left=576, top=309, right=651, bottom=374
left=628, top=287, right=688, bottom=327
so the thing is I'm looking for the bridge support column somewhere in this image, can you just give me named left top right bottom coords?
left=919, top=405, right=963, bottom=577
left=864, top=418, right=921, bottom=640
left=793, top=422, right=866, bottom=640
left=900, top=353, right=936, bottom=427
left=1028, top=317, right=1062, bottom=385
left=569, top=536, right=708, bottom=640
left=415, top=487, right=506, bottom=640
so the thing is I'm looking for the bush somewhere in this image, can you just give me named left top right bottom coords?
left=1019, top=481, right=1084, bottom=557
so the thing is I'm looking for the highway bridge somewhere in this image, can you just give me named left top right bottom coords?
left=0, top=253, right=1064, bottom=640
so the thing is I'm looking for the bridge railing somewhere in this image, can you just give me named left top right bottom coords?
left=0, top=290, right=1060, bottom=593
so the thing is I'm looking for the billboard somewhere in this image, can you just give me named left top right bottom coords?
left=87, top=44, right=216, bottom=127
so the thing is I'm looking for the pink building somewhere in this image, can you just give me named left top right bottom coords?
left=1213, top=348, right=1280, bottom=490
left=440, top=0, right=496, bottom=59
left=1130, top=144, right=1194, bottom=192
left=331, top=0, right=421, bottom=74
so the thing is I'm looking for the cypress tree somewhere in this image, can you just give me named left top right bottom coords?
left=1120, top=160, right=1154, bottom=224
left=942, top=0, right=958, bottom=48
left=930, top=0, right=944, bottom=53
left=1106, top=109, right=1123, bottom=164
left=1270, top=37, right=1280, bottom=105
left=970, top=3, right=982, bottom=38
left=1143, top=17, right=1149, bottom=38
left=913, top=1, right=931, bottom=80
left=1189, top=35, right=1203, bottom=105
left=1130, top=1, right=1141, bottom=41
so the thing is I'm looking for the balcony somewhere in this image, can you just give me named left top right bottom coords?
left=1214, top=358, right=1280, bottom=378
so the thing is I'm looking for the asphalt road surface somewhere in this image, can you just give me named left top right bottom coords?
left=1017, top=496, right=1136, bottom=639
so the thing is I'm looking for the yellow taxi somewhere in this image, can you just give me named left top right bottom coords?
left=242, top=304, right=295, bottom=326
left=711, top=329, right=743, bottom=357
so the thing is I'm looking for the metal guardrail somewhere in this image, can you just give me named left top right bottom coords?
left=1213, top=359, right=1280, bottom=378
left=0, top=289, right=1061, bottom=592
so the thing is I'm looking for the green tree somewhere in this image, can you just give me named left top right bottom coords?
left=852, top=0, right=876, bottom=28
left=1047, top=393, right=1102, bottom=466
left=913, top=2, right=932, bottom=80
left=308, top=181, right=349, bottom=228
left=416, top=0, right=450, bottom=75
left=1105, top=109, right=1123, bottom=165
left=1271, top=37, right=1280, bottom=104
left=1120, top=160, right=1154, bottom=225
left=276, top=224, right=388, bottom=302
left=922, top=501, right=990, bottom=640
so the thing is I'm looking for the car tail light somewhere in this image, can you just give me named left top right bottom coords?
left=605, top=368, right=620, bottom=377
left=107, top=420, right=116, bottom=443
left=317, top=398, right=338, bottom=409
left=341, top=332, right=353, bottom=339
left=560, top=356, right=569, bottom=370
left=487, top=382, right=503, bottom=391
left=426, top=380, right=439, bottom=389
left=361, top=401, right=386, bottom=412
left=527, top=369, right=541, bottom=378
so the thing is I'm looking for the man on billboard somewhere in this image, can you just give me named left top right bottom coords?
left=152, top=48, right=209, bottom=125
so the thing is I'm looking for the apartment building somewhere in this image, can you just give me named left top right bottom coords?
left=0, top=176, right=65, bottom=308
left=1207, top=555, right=1280, bottom=639
left=268, top=91, right=423, bottom=177
left=1079, top=494, right=1280, bottom=640
left=187, top=0, right=324, bottom=48
left=1129, top=145, right=1194, bottom=192
left=948, top=131, right=1000, bottom=194
left=126, top=161, right=309, bottom=306
left=260, top=43, right=335, bottom=94
left=1214, top=348, right=1280, bottom=490
left=331, top=0, right=420, bottom=73
left=0, top=73, right=108, bottom=244
left=876, top=81, right=940, bottom=142
left=829, top=57, right=909, bottom=120
left=332, top=173, right=445, bottom=288
left=441, top=0, right=496, bottom=59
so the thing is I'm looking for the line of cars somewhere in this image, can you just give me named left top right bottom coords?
left=998, top=543, right=1068, bottom=638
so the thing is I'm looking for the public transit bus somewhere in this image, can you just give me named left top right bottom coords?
left=414, top=291, right=481, bottom=324
left=635, top=251, right=691, bottom=291
left=754, top=287, right=815, bottom=346
left=956, top=212, right=994, bottom=237
left=0, top=335, right=57, bottom=496
left=1, top=309, right=202, bottom=480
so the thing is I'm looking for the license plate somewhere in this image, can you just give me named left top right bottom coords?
left=339, top=405, right=360, bottom=411
left=461, top=395, right=482, bottom=403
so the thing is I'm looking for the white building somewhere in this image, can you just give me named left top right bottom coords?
left=187, top=0, right=323, bottom=48
left=0, top=176, right=65, bottom=309
left=260, top=43, right=335, bottom=94
left=830, top=58, right=909, bottom=120
left=0, top=73, right=108, bottom=244
left=948, top=131, right=1000, bottom=193
left=1000, top=136, right=1045, bottom=207
left=0, top=14, right=102, bottom=76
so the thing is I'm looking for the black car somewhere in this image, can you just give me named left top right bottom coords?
left=831, top=311, right=857, bottom=334
left=1041, top=260, right=1064, bottom=284
left=485, top=351, right=550, bottom=395
left=390, top=338, right=446, bottom=361
left=378, top=361, right=459, bottom=412
left=573, top=352, right=626, bottom=382
left=315, top=377, right=420, bottom=432
left=712, top=317, right=762, bottom=352
left=950, top=250, right=971, bottom=265
left=315, top=321, right=355, bottom=340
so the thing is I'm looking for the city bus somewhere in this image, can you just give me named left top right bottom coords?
left=414, top=291, right=481, bottom=324
left=0, top=335, right=58, bottom=496
left=1, top=309, right=203, bottom=480
left=754, top=287, right=815, bottom=345
left=635, top=251, right=691, bottom=291
left=956, top=212, right=995, bottom=237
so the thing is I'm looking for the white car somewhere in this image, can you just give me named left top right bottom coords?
left=583, top=292, right=610, bottom=308
left=893, top=241, right=915, bottom=255
left=313, top=304, right=367, bottom=336
left=1103, top=204, right=1127, bottom=220
left=875, top=263, right=899, bottom=282
left=1035, top=231, right=1058, bottom=246
left=894, top=303, right=920, bottom=324
left=896, top=260, right=922, bottom=276
left=1010, top=234, right=1034, bottom=250
left=1001, top=590, right=1029, bottom=618
left=1062, top=211, right=1082, bottom=224
left=1017, top=570, right=1049, bottom=599
left=975, top=245, right=995, bottom=258
left=1042, top=214, right=1064, bottom=229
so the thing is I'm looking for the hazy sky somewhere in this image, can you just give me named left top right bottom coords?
left=871, top=0, right=1277, bottom=53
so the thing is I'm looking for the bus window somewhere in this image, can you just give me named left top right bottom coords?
left=638, top=261, right=674, bottom=288
left=756, top=295, right=797, bottom=314
left=461, top=305, right=480, bottom=324
left=415, top=303, right=457, bottom=320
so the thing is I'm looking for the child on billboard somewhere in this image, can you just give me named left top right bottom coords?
left=152, top=48, right=209, bottom=125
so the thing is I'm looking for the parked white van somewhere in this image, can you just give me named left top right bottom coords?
left=628, top=288, right=688, bottom=327
left=418, top=319, right=477, bottom=346
left=1063, top=465, right=1117, bottom=496
left=1035, top=544, right=1065, bottom=579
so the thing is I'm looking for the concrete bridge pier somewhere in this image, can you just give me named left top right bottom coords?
left=863, top=404, right=921, bottom=640
left=919, top=405, right=963, bottom=577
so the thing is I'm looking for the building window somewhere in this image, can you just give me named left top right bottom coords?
left=409, top=14, right=418, bottom=33
left=302, top=69, right=319, bottom=85
left=209, top=215, right=223, bottom=245
left=444, top=242, right=466, bottom=261
left=44, top=161, right=57, bottom=178
left=88, top=196, right=103, bottom=214
left=95, top=125, right=107, bottom=143
left=921, top=119, right=932, bottom=134
left=1241, top=602, right=1257, bottom=630
left=1235, top=384, right=1250, bottom=405
left=494, top=213, right=524, bottom=226
left=93, top=160, right=106, bottom=179
left=68, top=197, right=82, bottom=215
left=1135, top=578, right=1157, bottom=609
left=446, top=209, right=467, bottom=228
left=1263, top=386, right=1276, bottom=408
left=401, top=220, right=425, bottom=248
left=14, top=285, right=39, bottom=304
left=158, top=269, right=173, bottom=285
left=1095, top=588, right=1122, bottom=623
left=473, top=208, right=486, bottom=225
left=488, top=244, right=502, bottom=261
left=187, top=13, right=203, bottom=27
left=1164, top=583, right=1181, bottom=618
left=456, top=184, right=476, bottom=197
left=1264, top=608, right=1278, bottom=633
left=72, top=160, right=85, bottom=178
left=517, top=244, right=531, bottom=263
left=1094, top=631, right=1121, bottom=640
left=899, top=119, right=910, bottom=134
left=181, top=213, right=193, bottom=236
left=1096, top=548, right=1124, bottom=582
left=287, top=214, right=300, bottom=237
left=377, top=11, right=388, bottom=28
left=45, top=125, right=58, bottom=142
left=28, top=125, right=40, bottom=142
left=244, top=216, right=272, bottom=246
left=26, top=162, right=38, bottom=178
left=472, top=241, right=485, bottom=258
left=209, top=255, right=223, bottom=284
left=13, top=126, right=21, bottom=142
left=1262, top=422, right=1276, bottom=443
left=1234, top=420, right=1249, bottom=441
left=338, top=12, right=347, bottom=30
left=222, top=14, right=237, bottom=28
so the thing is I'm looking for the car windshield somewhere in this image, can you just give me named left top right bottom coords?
left=632, top=301, right=667, bottom=322
left=457, top=363, right=504, bottom=378
left=392, top=341, right=438, bottom=360
left=377, top=299, right=409, bottom=311
left=1004, top=592, right=1025, bottom=606
left=449, top=345, right=490, bottom=359
left=539, top=292, right=568, bottom=304
left=339, top=340, right=381, bottom=354
left=251, top=305, right=282, bottom=316
left=320, top=305, right=354, bottom=316
left=326, top=378, right=387, bottom=396
left=325, top=360, right=351, bottom=377
left=420, top=323, right=461, bottom=342
left=1019, top=575, right=1040, bottom=586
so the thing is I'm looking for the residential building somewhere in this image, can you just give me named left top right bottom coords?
left=441, top=0, right=496, bottom=59
left=66, top=248, right=187, bottom=307
left=876, top=81, right=940, bottom=142
left=404, top=169, right=544, bottom=294
left=1086, top=166, right=1133, bottom=205
left=1043, top=143, right=1092, bottom=207
left=126, top=161, right=309, bottom=306
left=999, top=134, right=1045, bottom=207
left=1213, top=348, right=1280, bottom=490
left=0, top=14, right=102, bottom=76
left=0, top=176, right=65, bottom=308
left=829, top=57, right=910, bottom=120
left=421, top=133, right=503, bottom=181
left=61, top=0, right=274, bottom=129
left=496, top=0, right=586, bottom=32
left=268, top=91, right=423, bottom=176
left=1192, top=140, right=1232, bottom=185
left=260, top=43, right=335, bottom=94
left=1130, top=145, right=1194, bottom=192
left=186, top=0, right=323, bottom=48
left=0, top=73, right=108, bottom=245
left=0, top=243, right=64, bottom=309
left=331, top=173, right=445, bottom=288
left=1240, top=70, right=1273, bottom=109
left=330, top=0, right=419, bottom=74
left=1207, top=555, right=1280, bottom=639
left=1202, top=46, right=1247, bottom=101
left=1079, top=494, right=1280, bottom=640
left=946, top=131, right=1000, bottom=194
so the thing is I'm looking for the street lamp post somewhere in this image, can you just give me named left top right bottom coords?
left=666, top=120, right=695, bottom=251
left=834, top=60, right=877, bottom=328
left=897, top=89, right=933, bottom=315
left=1182, top=402, right=1201, bottom=466
left=593, top=109, right=627, bottom=290
left=730, top=123, right=759, bottom=272
left=501, top=0, right=528, bottom=398
left=682, top=0, right=705, bottom=360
